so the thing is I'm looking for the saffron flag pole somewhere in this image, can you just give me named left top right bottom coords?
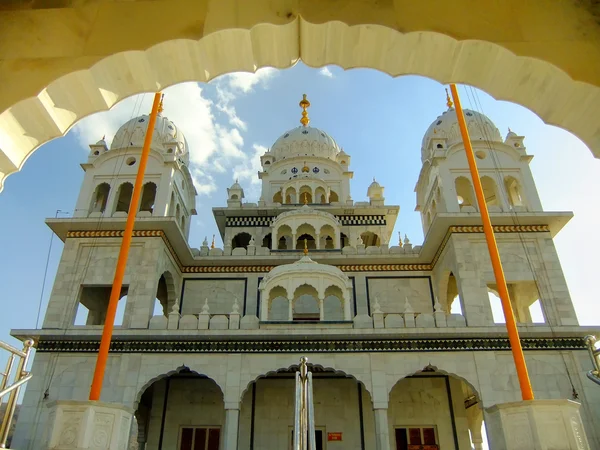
left=89, top=92, right=163, bottom=401
left=449, top=84, right=534, bottom=401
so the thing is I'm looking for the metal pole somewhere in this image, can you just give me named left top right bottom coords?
left=449, top=84, right=534, bottom=401
left=0, top=339, right=33, bottom=448
left=89, top=93, right=162, bottom=401
left=0, top=355, right=15, bottom=392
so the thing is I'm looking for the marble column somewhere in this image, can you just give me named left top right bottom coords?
left=373, top=408, right=391, bottom=450
left=223, top=408, right=240, bottom=450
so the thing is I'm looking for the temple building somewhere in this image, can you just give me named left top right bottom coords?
left=9, top=95, right=600, bottom=450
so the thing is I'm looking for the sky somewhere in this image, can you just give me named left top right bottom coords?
left=0, top=63, right=599, bottom=411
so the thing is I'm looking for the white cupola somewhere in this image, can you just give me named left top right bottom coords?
left=367, top=178, right=385, bottom=206
left=227, top=180, right=245, bottom=207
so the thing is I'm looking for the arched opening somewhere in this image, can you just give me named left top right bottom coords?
left=285, top=187, right=296, bottom=204
left=139, top=182, right=157, bottom=213
left=340, top=232, right=349, bottom=248
left=74, top=285, right=128, bottom=326
left=488, top=282, right=545, bottom=324
left=455, top=177, right=476, bottom=210
left=296, top=234, right=316, bottom=250
left=480, top=176, right=499, bottom=207
left=323, top=285, right=345, bottom=320
left=299, top=185, right=312, bottom=204
left=169, top=191, right=176, bottom=216
left=134, top=368, right=224, bottom=450
left=180, top=215, right=185, bottom=230
left=360, top=231, right=380, bottom=247
left=262, top=233, right=272, bottom=249
left=239, top=364, right=373, bottom=449
left=315, top=186, right=327, bottom=204
left=504, top=176, right=525, bottom=208
left=230, top=194, right=238, bottom=200
left=273, top=190, right=283, bottom=204
left=389, top=369, right=485, bottom=450
left=89, top=183, right=110, bottom=214
left=276, top=225, right=293, bottom=250
left=293, top=284, right=320, bottom=321
left=154, top=272, right=176, bottom=316
left=114, top=182, right=133, bottom=213
left=447, top=272, right=463, bottom=315
left=232, top=232, right=252, bottom=250
left=320, top=224, right=336, bottom=249
left=329, top=191, right=339, bottom=202
left=175, top=204, right=181, bottom=221
left=267, top=286, right=289, bottom=321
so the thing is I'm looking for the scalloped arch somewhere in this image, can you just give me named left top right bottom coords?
left=1, top=17, right=600, bottom=192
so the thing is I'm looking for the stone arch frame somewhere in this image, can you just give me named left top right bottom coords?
left=504, top=175, right=526, bottom=209
left=139, top=181, right=157, bottom=213
left=114, top=181, right=134, bottom=214
left=155, top=270, right=178, bottom=314
left=275, top=224, right=293, bottom=249
left=454, top=176, right=477, bottom=210
left=133, top=365, right=225, bottom=411
left=238, top=360, right=374, bottom=405
left=2, top=14, right=600, bottom=193
left=89, top=182, right=111, bottom=215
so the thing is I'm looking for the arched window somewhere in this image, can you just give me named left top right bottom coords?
left=276, top=225, right=293, bottom=250
left=315, top=187, right=327, bottom=204
left=175, top=204, right=181, bottom=220
left=296, top=234, right=316, bottom=250
left=329, top=191, right=339, bottom=202
left=285, top=187, right=296, bottom=204
left=90, top=183, right=110, bottom=213
left=360, top=232, right=380, bottom=247
left=139, top=182, right=157, bottom=213
left=273, top=191, right=283, bottom=204
left=169, top=192, right=176, bottom=216
left=340, top=233, right=349, bottom=248
left=115, top=182, right=133, bottom=213
left=504, top=176, right=524, bottom=208
left=447, top=272, right=462, bottom=315
left=262, top=233, right=272, bottom=249
left=230, top=194, right=238, bottom=200
left=455, top=177, right=476, bottom=210
left=293, top=285, right=320, bottom=321
left=299, top=186, right=312, bottom=204
left=180, top=215, right=185, bottom=230
left=232, top=232, right=252, bottom=250
left=480, top=176, right=499, bottom=206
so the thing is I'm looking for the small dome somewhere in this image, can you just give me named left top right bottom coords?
left=421, top=108, right=502, bottom=161
left=271, top=126, right=341, bottom=162
left=369, top=178, right=381, bottom=189
left=95, top=138, right=107, bottom=146
left=505, top=129, right=518, bottom=140
left=229, top=180, right=243, bottom=190
left=110, top=114, right=188, bottom=163
left=263, top=255, right=348, bottom=283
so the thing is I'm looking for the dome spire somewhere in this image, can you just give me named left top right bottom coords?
left=445, top=88, right=454, bottom=109
left=299, top=94, right=311, bottom=127
left=157, top=94, right=165, bottom=115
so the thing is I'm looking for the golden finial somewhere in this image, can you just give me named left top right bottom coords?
left=508, top=127, right=512, bottom=133
left=303, top=238, right=308, bottom=255
left=101, top=135, right=105, bottom=141
left=445, top=88, right=453, bottom=109
left=211, top=234, right=215, bottom=249
left=303, top=193, right=309, bottom=205
left=299, top=94, right=311, bottom=127
left=157, top=93, right=165, bottom=114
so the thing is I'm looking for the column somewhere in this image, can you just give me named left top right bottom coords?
left=223, top=408, right=240, bottom=450
left=315, top=233, right=321, bottom=249
left=288, top=296, right=294, bottom=321
left=319, top=296, right=324, bottom=321
left=373, top=408, right=391, bottom=450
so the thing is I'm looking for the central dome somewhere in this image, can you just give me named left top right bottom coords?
left=271, top=126, right=341, bottom=162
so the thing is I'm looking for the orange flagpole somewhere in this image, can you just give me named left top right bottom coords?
left=89, top=92, right=163, bottom=401
left=449, top=84, right=534, bottom=401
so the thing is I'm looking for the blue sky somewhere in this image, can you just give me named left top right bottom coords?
left=1, top=62, right=599, bottom=346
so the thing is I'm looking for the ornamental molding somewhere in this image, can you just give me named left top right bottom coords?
left=36, top=336, right=585, bottom=354
left=65, top=225, right=550, bottom=274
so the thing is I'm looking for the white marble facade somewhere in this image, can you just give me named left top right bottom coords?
left=10, top=101, right=600, bottom=449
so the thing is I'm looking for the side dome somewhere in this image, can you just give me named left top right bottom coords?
left=271, top=126, right=341, bottom=162
left=110, top=114, right=189, bottom=164
left=421, top=108, right=502, bottom=161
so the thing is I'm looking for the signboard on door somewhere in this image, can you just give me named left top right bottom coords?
left=327, top=432, right=342, bottom=441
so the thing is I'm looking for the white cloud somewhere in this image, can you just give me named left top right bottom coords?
left=319, top=67, right=334, bottom=78
left=232, top=144, right=266, bottom=200
left=221, top=67, right=278, bottom=93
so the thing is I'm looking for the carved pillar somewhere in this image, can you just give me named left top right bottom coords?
left=373, top=408, right=391, bottom=450
left=319, top=296, right=325, bottom=321
left=288, top=296, right=294, bottom=321
left=223, top=408, right=240, bottom=450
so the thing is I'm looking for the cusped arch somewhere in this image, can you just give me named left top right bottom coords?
left=134, top=364, right=225, bottom=410
left=239, top=360, right=374, bottom=403
left=2, top=17, right=600, bottom=192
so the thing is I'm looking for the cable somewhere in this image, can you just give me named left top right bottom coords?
left=461, top=85, right=583, bottom=402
